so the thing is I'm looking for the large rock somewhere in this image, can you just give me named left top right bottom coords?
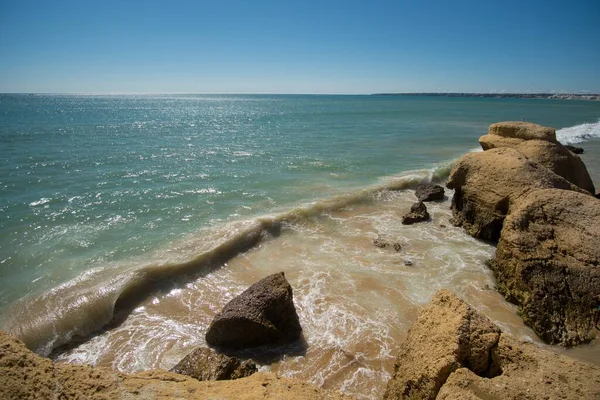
left=479, top=121, right=595, bottom=193
left=383, top=290, right=600, bottom=400
left=492, top=189, right=600, bottom=346
left=205, top=272, right=302, bottom=349
left=401, top=201, right=430, bottom=225
left=415, top=184, right=445, bottom=202
left=446, top=147, right=586, bottom=241
left=0, top=330, right=348, bottom=400
left=170, top=347, right=257, bottom=381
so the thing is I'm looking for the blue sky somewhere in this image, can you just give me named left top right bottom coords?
left=0, top=0, right=598, bottom=93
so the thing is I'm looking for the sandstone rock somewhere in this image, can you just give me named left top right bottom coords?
left=205, top=272, right=302, bottom=349
left=487, top=121, right=558, bottom=142
left=401, top=201, right=430, bottom=225
left=170, top=347, right=257, bottom=381
left=446, top=147, right=586, bottom=241
left=479, top=121, right=595, bottom=193
left=492, top=189, right=600, bottom=346
left=415, top=184, right=445, bottom=202
left=383, top=290, right=600, bottom=400
left=373, top=236, right=402, bottom=252
left=565, top=144, right=584, bottom=154
left=0, top=330, right=348, bottom=400
left=383, top=290, right=501, bottom=400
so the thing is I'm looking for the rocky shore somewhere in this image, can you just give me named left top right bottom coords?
left=2, top=121, right=599, bottom=399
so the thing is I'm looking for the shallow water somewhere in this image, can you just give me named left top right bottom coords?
left=53, top=188, right=600, bottom=399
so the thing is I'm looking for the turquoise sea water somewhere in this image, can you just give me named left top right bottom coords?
left=1, top=95, right=600, bottom=397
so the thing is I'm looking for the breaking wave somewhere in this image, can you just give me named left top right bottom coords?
left=0, top=164, right=453, bottom=357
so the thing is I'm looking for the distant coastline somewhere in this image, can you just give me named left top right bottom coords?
left=372, top=92, right=600, bottom=100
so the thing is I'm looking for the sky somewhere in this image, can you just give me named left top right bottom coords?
left=0, top=0, right=599, bottom=94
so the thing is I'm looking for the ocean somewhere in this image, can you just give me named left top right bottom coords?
left=1, top=94, right=599, bottom=399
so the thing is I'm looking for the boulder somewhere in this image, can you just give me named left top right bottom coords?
left=383, top=290, right=600, bottom=400
left=0, top=331, right=348, bottom=400
left=479, top=121, right=595, bottom=193
left=565, top=144, right=584, bottom=154
left=401, top=201, right=430, bottom=225
left=170, top=347, right=257, bottom=381
left=492, top=189, right=600, bottom=346
left=205, top=272, right=302, bottom=349
left=415, top=184, right=445, bottom=202
left=446, top=147, right=586, bottom=241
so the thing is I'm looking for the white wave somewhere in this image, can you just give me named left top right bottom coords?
left=556, top=119, right=600, bottom=144
left=29, top=198, right=51, bottom=207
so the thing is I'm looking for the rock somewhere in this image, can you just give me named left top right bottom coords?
left=383, top=290, right=501, bottom=400
left=492, top=189, right=600, bottom=346
left=486, top=121, right=558, bottom=142
left=415, top=184, right=445, bottom=202
left=205, top=272, right=302, bottom=349
left=383, top=290, right=600, bottom=400
left=446, top=147, right=587, bottom=241
left=479, top=121, right=595, bottom=193
left=170, top=347, right=257, bottom=381
left=0, top=331, right=349, bottom=400
left=401, top=201, right=430, bottom=225
left=404, top=260, right=413, bottom=266
left=373, top=236, right=402, bottom=252
left=565, top=144, right=584, bottom=154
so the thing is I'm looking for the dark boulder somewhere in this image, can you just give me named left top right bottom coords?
left=415, top=184, right=445, bottom=202
left=205, top=272, right=302, bottom=349
left=401, top=202, right=430, bottom=225
left=170, top=347, right=257, bottom=381
left=565, top=144, right=584, bottom=154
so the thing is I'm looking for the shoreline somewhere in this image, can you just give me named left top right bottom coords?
left=372, top=92, right=600, bottom=100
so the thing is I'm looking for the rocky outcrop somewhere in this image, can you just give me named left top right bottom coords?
left=205, top=272, right=303, bottom=349
left=415, top=184, right=445, bottom=202
left=0, top=330, right=348, bottom=400
left=170, top=347, right=257, bottom=381
left=492, top=189, right=600, bottom=346
left=401, top=201, right=430, bottom=225
left=446, top=147, right=585, bottom=241
left=479, top=121, right=595, bottom=193
left=383, top=290, right=600, bottom=400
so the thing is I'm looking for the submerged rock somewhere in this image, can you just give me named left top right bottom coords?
left=0, top=331, right=348, bottom=400
left=401, top=201, right=429, bottom=225
left=479, top=121, right=595, bottom=193
left=446, top=147, right=585, bottom=241
left=383, top=290, right=600, bottom=400
left=492, top=189, right=600, bottom=346
left=414, top=184, right=445, bottom=202
left=373, top=236, right=402, bottom=252
left=205, top=272, right=302, bottom=349
left=170, top=347, right=256, bottom=381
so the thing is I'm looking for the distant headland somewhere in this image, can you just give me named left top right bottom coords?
left=372, top=92, right=600, bottom=100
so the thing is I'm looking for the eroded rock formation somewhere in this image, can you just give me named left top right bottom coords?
left=446, top=147, right=584, bottom=241
left=383, top=290, right=600, bottom=400
left=492, top=189, right=600, bottom=345
left=479, top=121, right=595, bottom=193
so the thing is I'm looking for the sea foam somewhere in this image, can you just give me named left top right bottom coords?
left=556, top=119, right=600, bottom=144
